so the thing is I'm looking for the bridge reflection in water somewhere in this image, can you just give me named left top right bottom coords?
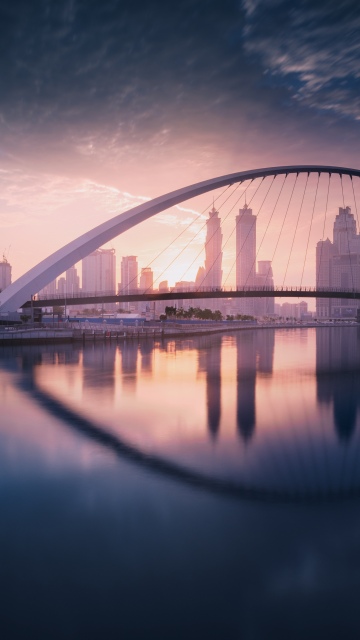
left=3, top=326, right=360, bottom=504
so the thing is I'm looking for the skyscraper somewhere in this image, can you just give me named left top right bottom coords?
left=0, top=257, right=11, bottom=292
left=316, top=238, right=337, bottom=318
left=255, top=260, right=274, bottom=316
left=82, top=248, right=116, bottom=294
left=203, top=205, right=222, bottom=289
left=38, top=278, right=57, bottom=298
left=236, top=204, right=256, bottom=315
left=120, top=256, right=138, bottom=294
left=333, top=206, right=357, bottom=254
left=139, top=267, right=154, bottom=291
left=316, top=206, right=360, bottom=318
left=139, top=267, right=154, bottom=317
left=66, top=265, right=80, bottom=295
left=119, top=256, right=138, bottom=312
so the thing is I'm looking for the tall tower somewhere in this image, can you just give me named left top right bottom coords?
left=0, top=257, right=11, bottom=292
left=203, top=205, right=222, bottom=289
left=65, top=266, right=80, bottom=295
left=316, top=238, right=337, bottom=318
left=333, top=206, right=357, bottom=255
left=236, top=204, right=256, bottom=288
left=120, top=256, right=138, bottom=294
left=82, top=248, right=116, bottom=294
left=120, top=256, right=138, bottom=312
left=236, top=204, right=256, bottom=315
left=255, top=260, right=274, bottom=316
left=139, top=267, right=154, bottom=291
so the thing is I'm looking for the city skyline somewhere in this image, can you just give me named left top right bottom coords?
left=5, top=196, right=360, bottom=320
left=1, top=1, right=360, bottom=290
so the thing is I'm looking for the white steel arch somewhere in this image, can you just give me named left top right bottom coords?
left=1, top=164, right=360, bottom=312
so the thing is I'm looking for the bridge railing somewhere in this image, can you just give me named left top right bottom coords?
left=34, top=284, right=360, bottom=301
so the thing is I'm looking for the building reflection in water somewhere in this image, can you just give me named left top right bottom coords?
left=236, top=329, right=275, bottom=443
left=139, top=340, right=153, bottom=374
left=82, top=343, right=116, bottom=399
left=120, top=341, right=138, bottom=393
left=197, top=329, right=275, bottom=443
left=197, top=335, right=222, bottom=439
left=316, top=327, right=360, bottom=442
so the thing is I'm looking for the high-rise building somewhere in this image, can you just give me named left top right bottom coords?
left=139, top=267, right=154, bottom=317
left=120, top=256, right=138, bottom=294
left=236, top=204, right=257, bottom=315
left=236, top=204, right=256, bottom=289
left=66, top=266, right=80, bottom=295
left=316, top=238, right=337, bottom=318
left=38, top=278, right=57, bottom=298
left=139, top=267, right=153, bottom=291
left=120, top=256, right=138, bottom=312
left=82, top=248, right=116, bottom=294
left=57, top=277, right=66, bottom=296
left=333, top=206, right=357, bottom=255
left=255, top=260, right=274, bottom=316
left=203, top=205, right=222, bottom=289
left=316, top=206, right=360, bottom=318
left=0, top=258, right=11, bottom=292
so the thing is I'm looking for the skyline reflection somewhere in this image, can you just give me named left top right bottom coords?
left=2, top=328, right=360, bottom=501
left=316, top=327, right=360, bottom=442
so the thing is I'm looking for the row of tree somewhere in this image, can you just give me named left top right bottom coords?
left=163, top=306, right=254, bottom=322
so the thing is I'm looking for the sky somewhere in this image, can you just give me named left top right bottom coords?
left=1, top=0, right=360, bottom=288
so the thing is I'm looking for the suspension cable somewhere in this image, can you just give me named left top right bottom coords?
left=196, top=177, right=265, bottom=290
left=148, top=181, right=247, bottom=292
left=174, top=180, right=255, bottom=290
left=217, top=177, right=266, bottom=288
left=266, top=173, right=298, bottom=283
left=282, top=172, right=309, bottom=287
left=317, top=173, right=331, bottom=284
left=195, top=180, right=263, bottom=290
left=350, top=174, right=360, bottom=234
left=223, top=175, right=276, bottom=287
left=244, top=174, right=287, bottom=288
left=341, top=174, right=355, bottom=292
left=300, top=172, right=320, bottom=288
left=119, top=182, right=235, bottom=293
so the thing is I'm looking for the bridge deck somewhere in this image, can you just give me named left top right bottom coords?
left=24, top=287, right=360, bottom=308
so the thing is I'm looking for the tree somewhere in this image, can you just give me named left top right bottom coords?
left=165, top=306, right=177, bottom=317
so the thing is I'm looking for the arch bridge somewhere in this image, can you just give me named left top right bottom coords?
left=2, top=164, right=360, bottom=313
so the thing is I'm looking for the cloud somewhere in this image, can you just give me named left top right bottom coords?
left=242, top=0, right=360, bottom=119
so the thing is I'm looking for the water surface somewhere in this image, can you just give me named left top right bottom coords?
left=2, top=327, right=360, bottom=639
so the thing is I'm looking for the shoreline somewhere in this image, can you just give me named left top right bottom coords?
left=0, top=321, right=357, bottom=346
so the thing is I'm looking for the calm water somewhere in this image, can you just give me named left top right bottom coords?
left=2, top=327, right=360, bottom=639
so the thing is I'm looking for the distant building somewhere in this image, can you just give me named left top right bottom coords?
left=66, top=266, right=80, bottom=295
left=195, top=266, right=205, bottom=287
left=139, top=267, right=154, bottom=317
left=156, top=280, right=169, bottom=316
left=38, top=278, right=57, bottom=299
left=57, top=277, right=66, bottom=296
left=316, top=206, right=360, bottom=318
left=235, top=205, right=274, bottom=317
left=255, top=260, right=275, bottom=316
left=203, top=205, right=222, bottom=289
left=139, top=267, right=154, bottom=292
left=279, top=301, right=310, bottom=320
left=82, top=248, right=116, bottom=312
left=120, top=256, right=138, bottom=294
left=120, top=256, right=138, bottom=312
left=0, top=258, right=12, bottom=292
left=82, top=248, right=116, bottom=294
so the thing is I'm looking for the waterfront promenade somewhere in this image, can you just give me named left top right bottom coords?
left=0, top=319, right=356, bottom=345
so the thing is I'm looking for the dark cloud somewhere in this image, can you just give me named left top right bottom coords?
left=243, top=0, right=360, bottom=119
left=0, top=0, right=359, bottom=165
